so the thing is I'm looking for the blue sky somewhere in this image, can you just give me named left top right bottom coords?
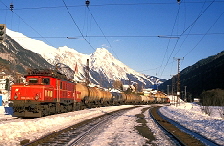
left=0, top=0, right=224, bottom=79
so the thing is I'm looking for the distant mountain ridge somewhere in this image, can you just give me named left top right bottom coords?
left=2, top=29, right=165, bottom=88
left=160, top=51, right=224, bottom=98
left=0, top=35, right=52, bottom=75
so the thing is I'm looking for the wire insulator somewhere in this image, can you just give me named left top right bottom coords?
left=10, top=3, right=14, bottom=11
left=86, top=0, right=90, bottom=7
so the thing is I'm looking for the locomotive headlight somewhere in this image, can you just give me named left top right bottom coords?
left=14, top=93, right=18, bottom=99
left=35, top=94, right=39, bottom=100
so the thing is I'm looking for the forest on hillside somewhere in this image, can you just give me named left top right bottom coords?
left=160, top=51, right=224, bottom=100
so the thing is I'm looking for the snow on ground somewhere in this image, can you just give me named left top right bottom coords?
left=160, top=103, right=224, bottom=145
left=89, top=106, right=148, bottom=146
left=0, top=103, right=223, bottom=146
left=0, top=107, right=17, bottom=121
left=0, top=105, right=134, bottom=146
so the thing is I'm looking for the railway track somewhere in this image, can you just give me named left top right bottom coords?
left=149, top=106, right=220, bottom=146
left=23, top=106, right=136, bottom=146
left=0, top=117, right=18, bottom=122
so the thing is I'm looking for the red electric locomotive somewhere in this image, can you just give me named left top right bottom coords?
left=10, top=69, right=79, bottom=117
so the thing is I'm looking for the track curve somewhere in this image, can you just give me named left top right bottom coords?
left=149, top=106, right=220, bottom=146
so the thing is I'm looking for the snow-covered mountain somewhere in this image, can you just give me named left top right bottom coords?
left=6, top=29, right=165, bottom=88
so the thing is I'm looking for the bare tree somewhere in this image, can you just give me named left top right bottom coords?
left=200, top=89, right=224, bottom=117
left=113, top=80, right=123, bottom=90
left=218, top=107, right=224, bottom=119
left=201, top=106, right=212, bottom=116
left=200, top=89, right=224, bottom=106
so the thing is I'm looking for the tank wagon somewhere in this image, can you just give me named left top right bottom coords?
left=75, top=83, right=112, bottom=107
left=10, top=69, right=170, bottom=118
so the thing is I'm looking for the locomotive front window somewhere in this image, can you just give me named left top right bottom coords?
left=42, top=78, right=50, bottom=85
left=60, top=82, right=62, bottom=89
left=29, top=78, right=38, bottom=83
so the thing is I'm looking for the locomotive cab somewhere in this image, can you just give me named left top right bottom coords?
left=11, top=75, right=54, bottom=102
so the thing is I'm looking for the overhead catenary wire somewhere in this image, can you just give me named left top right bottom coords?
left=183, top=10, right=224, bottom=58
left=1, top=1, right=224, bottom=11
left=178, top=0, right=216, bottom=37
left=173, top=0, right=217, bottom=67
left=138, top=60, right=175, bottom=72
left=8, top=32, right=224, bottom=39
left=173, top=0, right=212, bottom=57
left=86, top=5, right=120, bottom=60
left=157, top=4, right=181, bottom=79
left=61, top=0, right=96, bottom=51
left=87, top=7, right=112, bottom=48
left=0, top=0, right=54, bottom=47
left=159, top=0, right=216, bottom=79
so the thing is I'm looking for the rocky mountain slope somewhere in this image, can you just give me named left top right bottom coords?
left=0, top=35, right=52, bottom=75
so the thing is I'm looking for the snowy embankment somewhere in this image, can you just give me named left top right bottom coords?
left=160, top=103, right=224, bottom=145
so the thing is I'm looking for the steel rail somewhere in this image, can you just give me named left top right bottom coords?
left=157, top=109, right=220, bottom=146
left=149, top=107, right=187, bottom=146
left=23, top=107, right=135, bottom=146
left=66, top=111, right=117, bottom=146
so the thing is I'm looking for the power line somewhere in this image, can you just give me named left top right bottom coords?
left=179, top=0, right=216, bottom=37
left=7, top=32, right=224, bottom=39
left=173, top=1, right=207, bottom=57
left=87, top=7, right=112, bottom=48
left=61, top=0, right=96, bottom=51
left=86, top=6, right=121, bottom=60
left=158, top=4, right=181, bottom=79
left=159, top=0, right=216, bottom=79
left=138, top=60, right=175, bottom=73
left=0, top=1, right=53, bottom=46
left=184, top=10, right=224, bottom=58
left=173, top=0, right=217, bottom=59
left=1, top=1, right=224, bottom=10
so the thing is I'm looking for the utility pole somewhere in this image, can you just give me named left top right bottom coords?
left=0, top=24, right=6, bottom=43
left=171, top=75, right=176, bottom=105
left=174, top=57, right=184, bottom=106
left=167, top=85, right=169, bottom=96
left=184, top=86, right=187, bottom=102
left=85, top=59, right=90, bottom=85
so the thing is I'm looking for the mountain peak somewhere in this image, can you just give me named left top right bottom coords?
left=92, top=48, right=111, bottom=57
left=4, top=29, right=165, bottom=88
left=96, top=47, right=109, bottom=53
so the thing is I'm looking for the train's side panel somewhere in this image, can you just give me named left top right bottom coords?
left=148, top=96, right=155, bottom=103
left=88, top=87, right=101, bottom=101
left=111, top=92, right=123, bottom=103
left=120, top=93, right=127, bottom=103
left=101, top=90, right=112, bottom=102
left=126, top=94, right=141, bottom=103
left=75, top=83, right=89, bottom=100
left=140, top=95, right=148, bottom=103
left=75, top=84, right=112, bottom=103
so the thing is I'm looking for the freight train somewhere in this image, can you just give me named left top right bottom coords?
left=10, top=69, right=169, bottom=118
